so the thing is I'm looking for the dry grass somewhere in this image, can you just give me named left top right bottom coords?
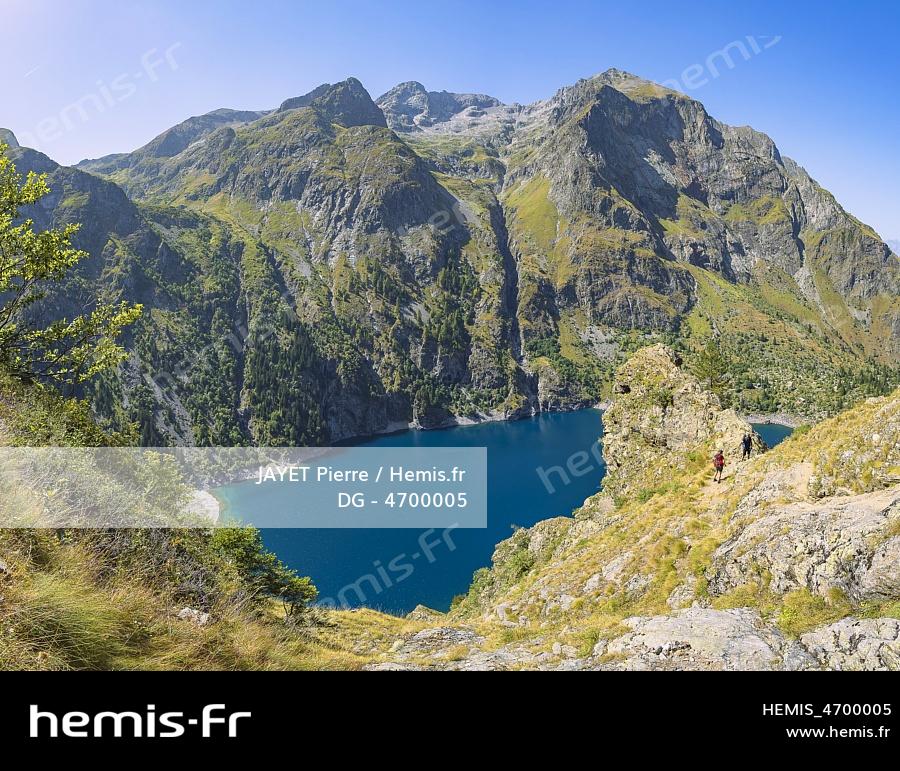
left=0, top=529, right=411, bottom=671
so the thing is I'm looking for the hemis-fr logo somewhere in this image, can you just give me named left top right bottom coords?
left=30, top=704, right=251, bottom=739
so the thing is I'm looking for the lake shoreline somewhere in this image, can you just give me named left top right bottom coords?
left=739, top=412, right=807, bottom=429
left=339, top=402, right=799, bottom=445
left=338, top=401, right=611, bottom=445
left=258, top=409, right=610, bottom=613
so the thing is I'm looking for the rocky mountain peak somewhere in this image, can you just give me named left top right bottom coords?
left=376, top=81, right=502, bottom=132
left=278, top=77, right=387, bottom=128
left=0, top=128, right=19, bottom=148
left=593, top=67, right=661, bottom=89
left=550, top=67, right=684, bottom=112
left=381, top=80, right=428, bottom=99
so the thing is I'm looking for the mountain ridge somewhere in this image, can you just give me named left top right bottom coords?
left=4, top=69, right=898, bottom=444
left=376, top=81, right=503, bottom=133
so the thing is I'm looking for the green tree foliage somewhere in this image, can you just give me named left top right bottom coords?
left=422, top=255, right=478, bottom=353
left=524, top=336, right=606, bottom=398
left=209, top=528, right=317, bottom=619
left=244, top=309, right=325, bottom=446
left=692, top=337, right=730, bottom=400
left=0, top=145, right=141, bottom=388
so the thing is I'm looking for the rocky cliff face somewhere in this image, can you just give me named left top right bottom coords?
left=601, top=345, right=765, bottom=499
left=361, top=345, right=900, bottom=670
left=501, top=70, right=899, bottom=360
left=4, top=69, right=898, bottom=443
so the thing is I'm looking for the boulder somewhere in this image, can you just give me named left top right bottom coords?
left=176, top=607, right=211, bottom=626
left=601, top=608, right=809, bottom=671
left=405, top=605, right=443, bottom=623
left=800, top=618, right=900, bottom=671
left=709, top=488, right=900, bottom=602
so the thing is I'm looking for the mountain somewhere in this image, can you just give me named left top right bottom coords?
left=80, top=108, right=268, bottom=167
left=5, top=141, right=254, bottom=445
left=377, top=81, right=502, bottom=132
left=76, top=108, right=269, bottom=194
left=278, top=77, right=387, bottom=127
left=3, top=69, right=898, bottom=444
left=0, top=128, right=19, bottom=148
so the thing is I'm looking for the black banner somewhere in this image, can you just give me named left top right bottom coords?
left=0, top=671, right=895, bottom=756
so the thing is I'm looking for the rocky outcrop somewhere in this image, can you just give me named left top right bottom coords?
left=601, top=344, right=763, bottom=497
left=0, top=128, right=19, bottom=148
left=595, top=610, right=900, bottom=671
left=709, top=487, right=900, bottom=602
left=365, top=608, right=900, bottom=671
left=799, top=618, right=900, bottom=671
left=176, top=607, right=211, bottom=626
left=598, top=608, right=813, bottom=671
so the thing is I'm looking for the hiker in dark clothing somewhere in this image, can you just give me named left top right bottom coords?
left=713, top=449, right=725, bottom=483
left=741, top=432, right=753, bottom=460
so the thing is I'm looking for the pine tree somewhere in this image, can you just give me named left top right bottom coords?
left=694, top=338, right=730, bottom=398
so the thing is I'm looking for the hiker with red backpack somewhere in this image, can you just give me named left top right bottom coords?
left=713, top=449, right=725, bottom=483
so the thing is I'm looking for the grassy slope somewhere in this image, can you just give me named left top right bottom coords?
left=435, top=388, right=900, bottom=664
left=681, top=264, right=898, bottom=417
left=0, top=371, right=417, bottom=670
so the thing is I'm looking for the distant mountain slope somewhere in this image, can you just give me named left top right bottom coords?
left=76, top=107, right=269, bottom=184
left=3, top=69, right=898, bottom=443
left=5, top=141, right=254, bottom=445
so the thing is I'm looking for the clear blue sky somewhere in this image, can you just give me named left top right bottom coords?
left=2, top=0, right=897, bottom=239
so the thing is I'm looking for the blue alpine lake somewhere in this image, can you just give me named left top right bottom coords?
left=252, top=411, right=791, bottom=615
left=754, top=422, right=794, bottom=448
